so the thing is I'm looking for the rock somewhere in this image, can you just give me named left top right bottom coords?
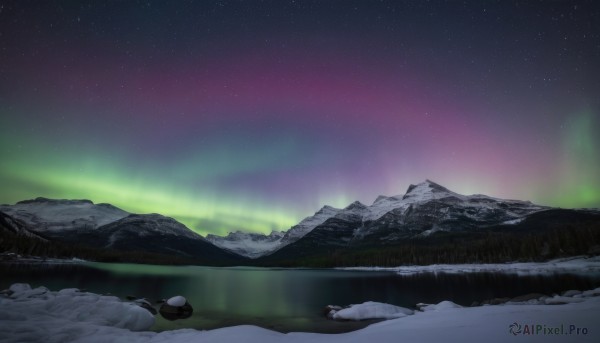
left=470, top=301, right=480, bottom=307
left=562, top=290, right=582, bottom=297
left=509, top=293, right=546, bottom=303
left=323, top=305, right=342, bottom=318
left=126, top=295, right=138, bottom=301
left=159, top=296, right=193, bottom=321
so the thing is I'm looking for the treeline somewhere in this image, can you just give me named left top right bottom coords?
left=0, top=229, right=205, bottom=265
left=3, top=217, right=599, bottom=268
left=257, top=224, right=600, bottom=268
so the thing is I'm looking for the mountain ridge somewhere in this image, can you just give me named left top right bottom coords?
left=2, top=180, right=599, bottom=266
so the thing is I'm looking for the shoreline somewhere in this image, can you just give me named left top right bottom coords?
left=1, top=283, right=599, bottom=343
left=3, top=253, right=600, bottom=272
left=337, top=256, right=600, bottom=275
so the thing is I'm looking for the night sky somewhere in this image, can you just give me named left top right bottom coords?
left=1, top=1, right=599, bottom=236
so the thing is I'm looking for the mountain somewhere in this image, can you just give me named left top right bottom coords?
left=206, top=231, right=285, bottom=258
left=0, top=198, right=129, bottom=233
left=279, top=205, right=341, bottom=246
left=2, top=180, right=599, bottom=266
left=205, top=205, right=341, bottom=259
left=0, top=211, right=47, bottom=241
left=221, top=179, right=553, bottom=260
left=0, top=198, right=243, bottom=264
left=259, top=180, right=600, bottom=265
left=205, top=205, right=342, bottom=258
left=75, top=214, right=242, bottom=262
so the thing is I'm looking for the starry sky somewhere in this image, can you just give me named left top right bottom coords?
left=1, top=1, right=599, bottom=236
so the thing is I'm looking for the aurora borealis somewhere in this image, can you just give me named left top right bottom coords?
left=1, top=1, right=599, bottom=236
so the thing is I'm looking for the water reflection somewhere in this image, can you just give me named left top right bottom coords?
left=1, top=262, right=599, bottom=333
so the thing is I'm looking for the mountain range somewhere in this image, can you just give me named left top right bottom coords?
left=1, top=180, right=599, bottom=266
left=0, top=198, right=240, bottom=264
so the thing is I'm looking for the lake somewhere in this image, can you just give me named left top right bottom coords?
left=1, top=262, right=599, bottom=333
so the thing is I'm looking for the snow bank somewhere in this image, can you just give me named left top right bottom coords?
left=0, top=283, right=155, bottom=343
left=544, top=295, right=585, bottom=305
left=420, top=300, right=463, bottom=311
left=1, top=283, right=600, bottom=343
left=330, top=301, right=414, bottom=320
left=582, top=287, right=600, bottom=297
left=338, top=256, right=600, bottom=276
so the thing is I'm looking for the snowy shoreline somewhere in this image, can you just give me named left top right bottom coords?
left=337, top=256, right=600, bottom=275
left=1, top=282, right=600, bottom=343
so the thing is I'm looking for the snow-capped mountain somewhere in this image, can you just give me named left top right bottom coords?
left=351, top=180, right=548, bottom=240
left=279, top=205, right=340, bottom=246
left=75, top=214, right=240, bottom=261
left=3, top=180, right=596, bottom=264
left=0, top=198, right=129, bottom=233
left=262, top=180, right=556, bottom=260
left=0, top=211, right=46, bottom=241
left=206, top=231, right=285, bottom=258
left=213, top=180, right=553, bottom=259
left=0, top=198, right=241, bottom=262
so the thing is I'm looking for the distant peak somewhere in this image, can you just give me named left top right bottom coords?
left=17, top=197, right=94, bottom=205
left=316, top=205, right=339, bottom=214
left=405, top=180, right=450, bottom=194
left=344, top=201, right=367, bottom=211
left=402, top=180, right=455, bottom=200
left=373, top=195, right=389, bottom=204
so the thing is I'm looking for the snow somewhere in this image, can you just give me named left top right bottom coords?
left=582, top=287, right=600, bottom=297
left=335, top=179, right=544, bottom=226
left=206, top=231, right=285, bottom=258
left=420, top=300, right=463, bottom=311
left=105, top=214, right=204, bottom=240
left=279, top=205, right=340, bottom=246
left=166, top=296, right=187, bottom=307
left=330, top=301, right=414, bottom=320
left=0, top=284, right=155, bottom=343
left=544, top=295, right=585, bottom=305
left=502, top=217, right=525, bottom=225
left=0, top=198, right=129, bottom=233
left=1, top=283, right=599, bottom=343
left=339, top=256, right=600, bottom=276
left=562, top=290, right=582, bottom=297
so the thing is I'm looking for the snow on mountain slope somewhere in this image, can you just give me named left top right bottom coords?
left=252, top=180, right=551, bottom=258
left=71, top=214, right=242, bottom=261
left=99, top=214, right=204, bottom=244
left=278, top=205, right=340, bottom=246
left=366, top=180, right=468, bottom=222
left=0, top=211, right=47, bottom=241
left=206, top=231, right=285, bottom=258
left=365, top=180, right=546, bottom=223
left=262, top=180, right=554, bottom=257
left=0, top=198, right=129, bottom=233
left=0, top=180, right=553, bottom=260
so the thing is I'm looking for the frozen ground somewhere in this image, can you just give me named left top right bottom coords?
left=338, top=256, right=600, bottom=276
left=1, top=282, right=599, bottom=343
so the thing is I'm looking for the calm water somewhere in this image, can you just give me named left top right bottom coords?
left=1, top=262, right=599, bottom=333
